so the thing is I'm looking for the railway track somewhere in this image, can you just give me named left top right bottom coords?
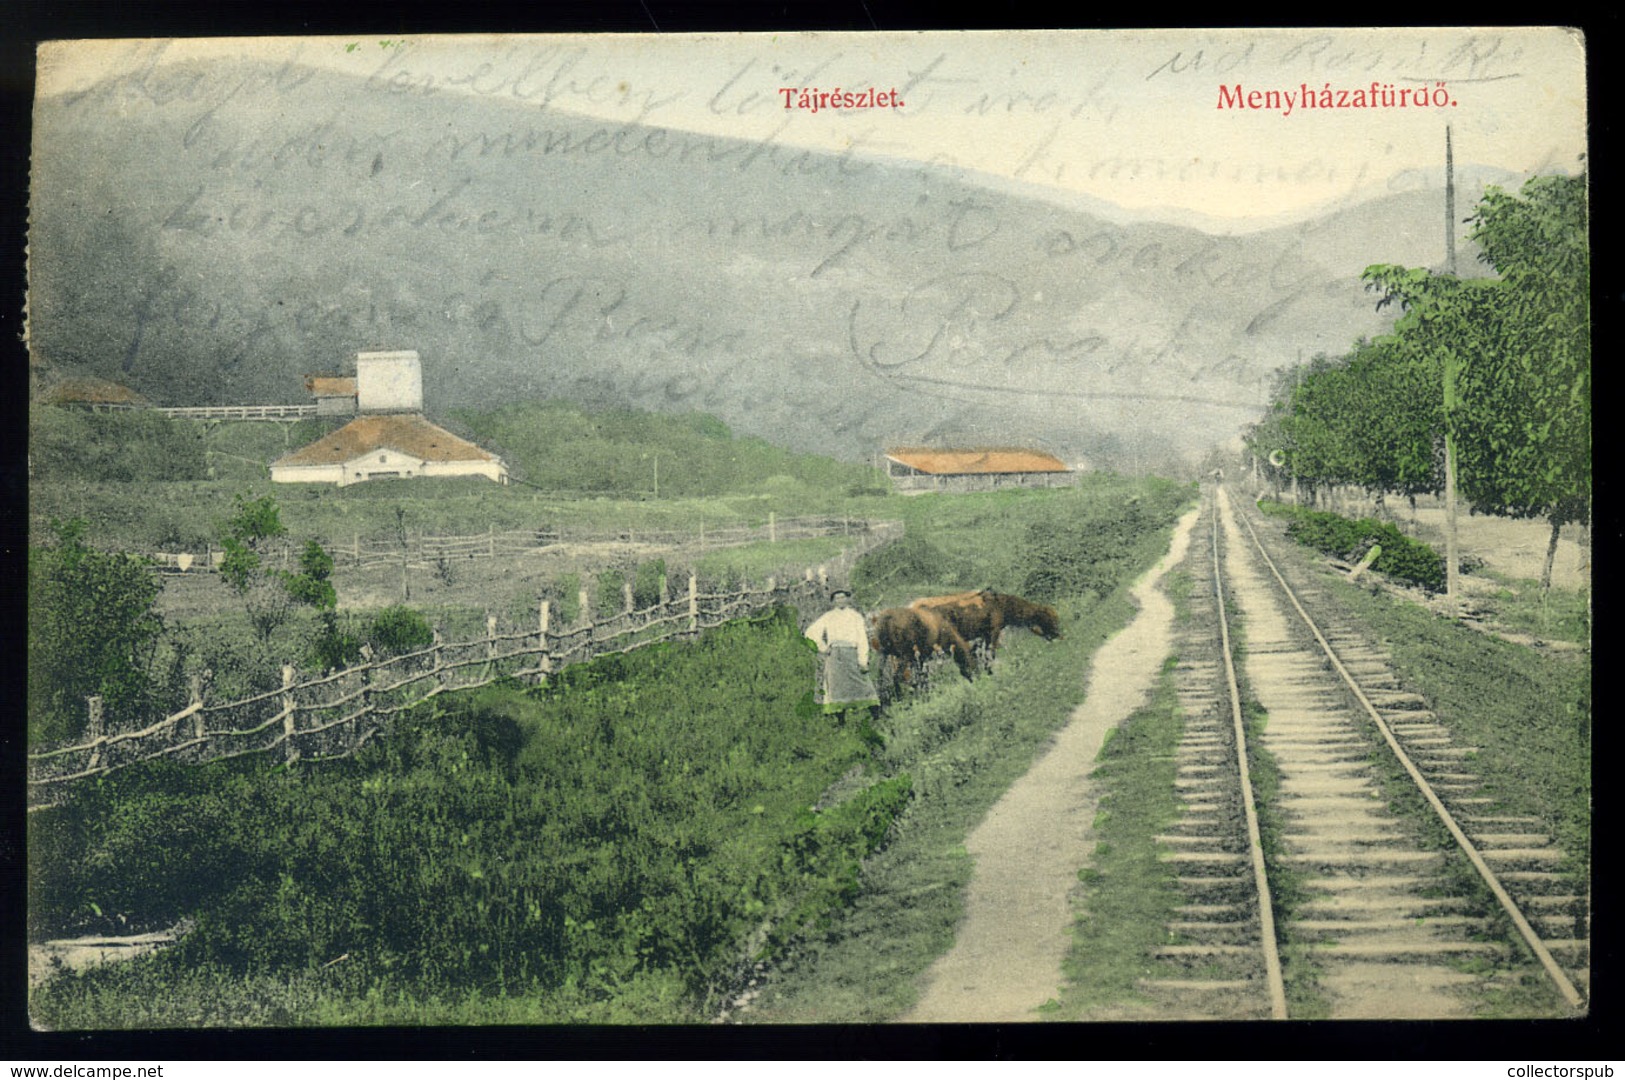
left=1134, top=485, right=1588, bottom=1019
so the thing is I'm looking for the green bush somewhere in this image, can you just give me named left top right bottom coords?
left=1259, top=501, right=1446, bottom=592
left=596, top=568, right=627, bottom=619
left=1019, top=498, right=1151, bottom=601
left=368, top=606, right=435, bottom=657
left=633, top=560, right=666, bottom=610
left=27, top=519, right=166, bottom=744
left=309, top=613, right=364, bottom=672
left=851, top=535, right=971, bottom=604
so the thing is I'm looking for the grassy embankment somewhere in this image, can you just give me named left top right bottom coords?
left=734, top=480, right=1196, bottom=1022
left=30, top=402, right=1197, bottom=1027
left=30, top=610, right=907, bottom=1027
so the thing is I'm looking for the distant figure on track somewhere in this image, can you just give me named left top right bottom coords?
left=804, top=588, right=880, bottom=719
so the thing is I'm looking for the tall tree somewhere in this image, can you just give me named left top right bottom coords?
left=1340, top=336, right=1444, bottom=516
left=1459, top=173, right=1590, bottom=590
left=1361, top=265, right=1504, bottom=596
left=218, top=492, right=293, bottom=644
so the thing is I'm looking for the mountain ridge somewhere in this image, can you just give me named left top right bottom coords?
left=27, top=57, right=1532, bottom=469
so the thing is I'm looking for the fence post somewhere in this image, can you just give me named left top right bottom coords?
left=769, top=512, right=776, bottom=543
left=182, top=673, right=204, bottom=740
left=281, top=664, right=299, bottom=763
left=539, top=600, right=553, bottom=681
left=688, top=573, right=699, bottom=633
left=353, top=532, right=361, bottom=564
left=86, top=695, right=105, bottom=741
left=356, top=644, right=375, bottom=744
left=486, top=612, right=499, bottom=660
left=578, top=584, right=593, bottom=632
left=623, top=581, right=634, bottom=615
left=85, top=696, right=105, bottom=770
left=818, top=565, right=828, bottom=590
left=659, top=573, right=669, bottom=606
left=196, top=670, right=212, bottom=739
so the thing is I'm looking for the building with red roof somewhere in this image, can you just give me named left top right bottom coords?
left=883, top=447, right=1075, bottom=493
left=270, top=413, right=507, bottom=487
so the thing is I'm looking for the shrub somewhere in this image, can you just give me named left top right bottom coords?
left=309, top=612, right=364, bottom=672
left=1260, top=501, right=1446, bottom=592
left=27, top=519, right=165, bottom=744
left=596, top=568, right=627, bottom=618
left=1019, top=499, right=1150, bottom=601
left=633, top=560, right=666, bottom=610
left=368, top=606, right=434, bottom=657
left=851, top=535, right=970, bottom=604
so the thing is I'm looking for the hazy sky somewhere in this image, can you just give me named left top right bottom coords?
left=39, top=28, right=1587, bottom=228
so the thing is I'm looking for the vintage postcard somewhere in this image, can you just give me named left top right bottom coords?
left=24, top=28, right=1589, bottom=1032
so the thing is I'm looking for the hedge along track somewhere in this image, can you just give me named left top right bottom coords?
left=1134, top=486, right=1587, bottom=1019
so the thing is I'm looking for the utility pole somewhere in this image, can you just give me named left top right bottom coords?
left=1442, top=125, right=1461, bottom=602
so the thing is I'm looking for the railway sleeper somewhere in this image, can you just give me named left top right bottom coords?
left=1297, top=896, right=1476, bottom=918
left=1514, top=893, right=1584, bottom=910
left=1294, top=916, right=1486, bottom=934
left=1135, top=978, right=1259, bottom=993
left=1157, top=828, right=1241, bottom=844
left=1165, top=920, right=1261, bottom=942
left=1471, top=833, right=1555, bottom=847
left=1153, top=944, right=1259, bottom=960
left=1306, top=940, right=1509, bottom=959
left=1281, top=850, right=1444, bottom=867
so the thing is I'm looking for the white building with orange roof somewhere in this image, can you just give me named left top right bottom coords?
left=270, top=413, right=508, bottom=487
left=882, top=447, right=1075, bottom=494
left=274, top=351, right=506, bottom=486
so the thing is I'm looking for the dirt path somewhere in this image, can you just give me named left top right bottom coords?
left=902, top=506, right=1202, bottom=1023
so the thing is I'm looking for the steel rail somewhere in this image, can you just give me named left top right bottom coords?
left=1223, top=486, right=1585, bottom=1011
left=1208, top=488, right=1290, bottom=1019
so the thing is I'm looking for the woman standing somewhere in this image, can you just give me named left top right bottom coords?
left=803, top=588, right=880, bottom=718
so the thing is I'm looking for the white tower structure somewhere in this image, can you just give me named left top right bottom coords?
left=355, top=350, right=423, bottom=414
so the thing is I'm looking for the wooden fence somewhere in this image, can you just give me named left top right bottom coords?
left=27, top=525, right=900, bottom=809
left=144, top=514, right=891, bottom=575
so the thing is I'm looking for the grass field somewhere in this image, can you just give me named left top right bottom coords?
left=28, top=403, right=886, bottom=553
left=734, top=481, right=1195, bottom=1022
left=28, top=426, right=1197, bottom=1027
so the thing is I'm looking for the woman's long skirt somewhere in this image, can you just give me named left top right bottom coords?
left=819, top=643, right=880, bottom=713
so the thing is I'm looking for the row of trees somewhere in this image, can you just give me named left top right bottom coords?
left=1245, top=172, right=1589, bottom=590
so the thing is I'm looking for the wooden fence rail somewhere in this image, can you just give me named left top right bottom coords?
left=27, top=524, right=901, bottom=809
left=141, top=516, right=895, bottom=575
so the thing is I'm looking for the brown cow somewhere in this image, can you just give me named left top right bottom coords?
left=869, top=606, right=978, bottom=686
left=910, top=590, right=1062, bottom=662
